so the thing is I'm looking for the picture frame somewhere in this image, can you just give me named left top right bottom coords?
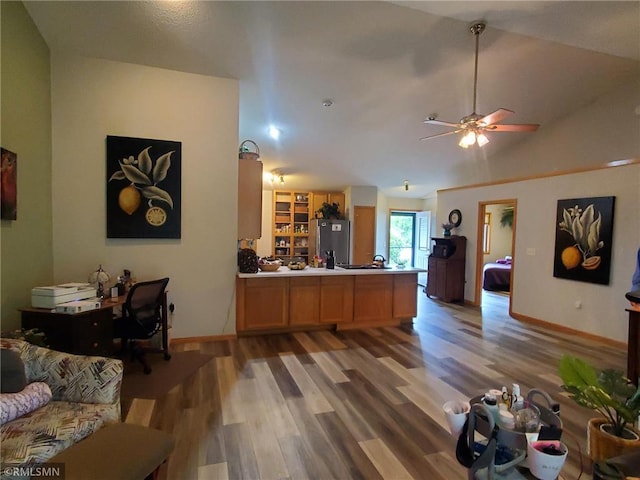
left=106, top=135, right=181, bottom=238
left=1, top=147, right=17, bottom=220
left=553, top=196, right=615, bottom=285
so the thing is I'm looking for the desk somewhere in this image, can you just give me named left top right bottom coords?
left=20, top=296, right=126, bottom=356
left=627, top=308, right=640, bottom=386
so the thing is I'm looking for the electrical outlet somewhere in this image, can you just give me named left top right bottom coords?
left=526, top=248, right=536, bottom=256
left=574, top=300, right=582, bottom=309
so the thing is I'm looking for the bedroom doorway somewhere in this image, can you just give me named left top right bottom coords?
left=475, top=200, right=517, bottom=311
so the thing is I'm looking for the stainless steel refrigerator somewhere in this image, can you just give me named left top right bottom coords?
left=309, top=219, right=350, bottom=264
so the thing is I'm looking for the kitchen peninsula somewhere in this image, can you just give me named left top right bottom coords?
left=236, top=266, right=424, bottom=334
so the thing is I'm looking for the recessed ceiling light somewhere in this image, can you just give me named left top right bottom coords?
left=269, top=126, right=280, bottom=140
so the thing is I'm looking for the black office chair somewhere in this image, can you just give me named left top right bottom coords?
left=114, top=277, right=171, bottom=374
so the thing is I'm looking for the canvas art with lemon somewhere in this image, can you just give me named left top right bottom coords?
left=553, top=196, right=615, bottom=285
left=106, top=136, right=181, bottom=238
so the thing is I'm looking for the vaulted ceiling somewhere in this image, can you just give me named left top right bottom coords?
left=24, top=1, right=639, bottom=198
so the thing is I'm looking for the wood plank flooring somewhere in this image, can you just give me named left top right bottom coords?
left=122, top=290, right=626, bottom=479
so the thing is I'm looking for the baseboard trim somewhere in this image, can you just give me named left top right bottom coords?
left=171, top=334, right=237, bottom=344
left=510, top=311, right=626, bottom=349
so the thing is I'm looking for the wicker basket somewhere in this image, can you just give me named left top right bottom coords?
left=587, top=417, right=640, bottom=461
left=258, top=262, right=281, bottom=272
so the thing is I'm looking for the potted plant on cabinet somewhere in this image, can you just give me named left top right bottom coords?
left=317, top=202, right=341, bottom=219
left=558, top=354, right=640, bottom=461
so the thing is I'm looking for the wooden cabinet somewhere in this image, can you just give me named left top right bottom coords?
left=312, top=191, right=345, bottom=219
left=237, top=277, right=289, bottom=331
left=273, top=190, right=311, bottom=264
left=393, top=273, right=418, bottom=319
left=426, top=236, right=466, bottom=302
left=320, top=276, right=354, bottom=324
left=353, top=275, right=393, bottom=324
left=21, top=308, right=116, bottom=356
left=236, top=272, right=419, bottom=334
left=238, top=158, right=263, bottom=240
left=289, top=277, right=320, bottom=326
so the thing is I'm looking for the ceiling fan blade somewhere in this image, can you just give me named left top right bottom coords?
left=419, top=129, right=462, bottom=141
left=423, top=118, right=460, bottom=128
left=480, top=108, right=514, bottom=126
left=487, top=123, right=540, bottom=132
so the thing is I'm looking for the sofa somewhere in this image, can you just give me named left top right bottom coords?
left=0, top=338, right=123, bottom=471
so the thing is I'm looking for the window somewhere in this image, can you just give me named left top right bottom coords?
left=483, top=212, right=491, bottom=254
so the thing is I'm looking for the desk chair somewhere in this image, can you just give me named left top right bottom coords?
left=114, top=277, right=171, bottom=374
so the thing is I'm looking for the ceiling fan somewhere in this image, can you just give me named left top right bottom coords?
left=420, top=22, right=539, bottom=148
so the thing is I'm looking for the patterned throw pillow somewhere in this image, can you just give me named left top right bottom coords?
left=0, top=348, right=27, bottom=393
left=0, top=382, right=52, bottom=425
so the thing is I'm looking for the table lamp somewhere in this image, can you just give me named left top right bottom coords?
left=88, top=264, right=110, bottom=299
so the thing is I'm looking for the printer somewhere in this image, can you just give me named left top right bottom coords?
left=31, top=284, right=97, bottom=309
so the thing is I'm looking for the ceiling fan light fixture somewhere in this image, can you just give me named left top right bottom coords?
left=476, top=132, right=490, bottom=147
left=459, top=130, right=476, bottom=148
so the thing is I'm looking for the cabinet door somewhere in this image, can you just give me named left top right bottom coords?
left=426, top=257, right=438, bottom=297
left=393, top=273, right=418, bottom=319
left=435, top=260, right=448, bottom=299
left=353, top=275, right=393, bottom=323
left=241, top=278, right=289, bottom=330
left=328, top=192, right=345, bottom=214
left=238, top=158, right=263, bottom=240
left=312, top=193, right=328, bottom=219
left=290, top=277, right=320, bottom=326
left=320, top=276, right=354, bottom=324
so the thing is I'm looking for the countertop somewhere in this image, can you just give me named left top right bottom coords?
left=237, top=266, right=426, bottom=279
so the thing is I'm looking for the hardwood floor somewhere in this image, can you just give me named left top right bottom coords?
left=122, top=290, right=626, bottom=479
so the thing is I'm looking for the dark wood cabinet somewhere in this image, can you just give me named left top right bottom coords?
left=21, top=307, right=117, bottom=356
left=426, top=236, right=466, bottom=303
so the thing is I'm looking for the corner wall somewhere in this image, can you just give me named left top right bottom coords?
left=438, top=162, right=639, bottom=343
left=0, top=1, right=53, bottom=329
left=50, top=54, right=239, bottom=337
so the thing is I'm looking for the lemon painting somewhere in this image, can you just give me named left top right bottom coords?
left=106, top=136, right=181, bottom=238
left=553, top=196, right=615, bottom=285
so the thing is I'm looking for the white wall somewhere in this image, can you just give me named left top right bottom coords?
left=1, top=2, right=53, bottom=329
left=50, top=54, right=239, bottom=337
left=438, top=163, right=639, bottom=343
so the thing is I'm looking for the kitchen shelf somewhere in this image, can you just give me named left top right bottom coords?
left=272, top=190, right=311, bottom=264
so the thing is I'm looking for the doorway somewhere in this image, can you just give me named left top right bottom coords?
left=389, top=211, right=416, bottom=266
left=389, top=210, right=430, bottom=286
left=475, top=200, right=516, bottom=311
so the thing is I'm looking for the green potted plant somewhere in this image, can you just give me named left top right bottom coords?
left=558, top=354, right=640, bottom=460
left=317, top=202, right=341, bottom=219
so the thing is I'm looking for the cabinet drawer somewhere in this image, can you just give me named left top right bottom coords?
left=72, top=311, right=115, bottom=355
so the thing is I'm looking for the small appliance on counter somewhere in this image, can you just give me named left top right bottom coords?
left=326, top=250, right=335, bottom=269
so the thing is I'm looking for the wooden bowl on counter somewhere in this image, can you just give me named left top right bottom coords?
left=287, top=261, right=307, bottom=270
left=258, top=262, right=281, bottom=272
